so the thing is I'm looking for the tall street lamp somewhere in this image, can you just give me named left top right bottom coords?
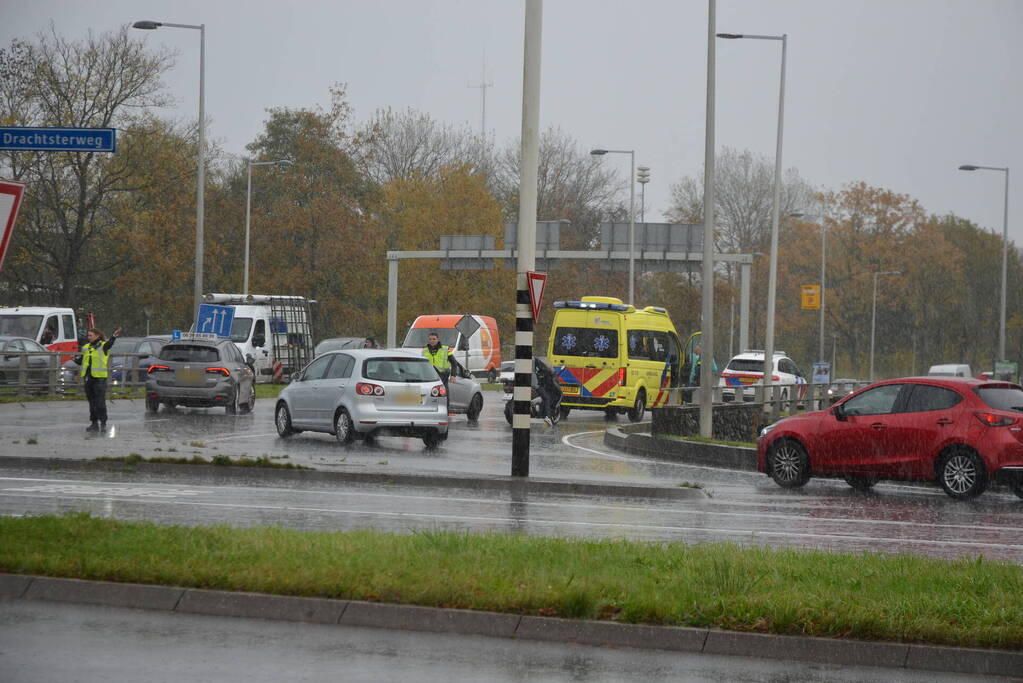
left=637, top=166, right=650, bottom=222
left=133, top=20, right=205, bottom=319
left=870, top=270, right=901, bottom=381
left=244, top=159, right=293, bottom=295
left=718, top=31, right=787, bottom=405
left=591, top=148, right=636, bottom=303
left=958, top=164, right=1011, bottom=362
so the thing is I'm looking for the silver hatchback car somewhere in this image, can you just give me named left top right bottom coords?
left=276, top=349, right=462, bottom=448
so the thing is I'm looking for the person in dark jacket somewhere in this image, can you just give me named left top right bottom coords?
left=534, top=357, right=562, bottom=426
left=77, top=326, right=122, bottom=431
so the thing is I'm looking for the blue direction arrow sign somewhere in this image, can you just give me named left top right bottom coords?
left=0, top=127, right=116, bottom=153
left=196, top=304, right=235, bottom=338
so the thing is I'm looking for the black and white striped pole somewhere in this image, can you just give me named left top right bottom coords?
left=512, top=0, right=543, bottom=478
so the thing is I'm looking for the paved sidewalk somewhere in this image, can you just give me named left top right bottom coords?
left=1, top=573, right=1019, bottom=678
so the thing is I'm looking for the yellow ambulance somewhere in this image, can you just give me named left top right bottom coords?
left=547, top=296, right=684, bottom=421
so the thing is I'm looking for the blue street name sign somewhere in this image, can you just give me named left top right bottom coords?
left=196, top=304, right=235, bottom=338
left=0, top=127, right=116, bottom=153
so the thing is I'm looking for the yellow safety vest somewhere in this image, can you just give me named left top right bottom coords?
left=81, top=342, right=109, bottom=379
left=422, top=345, right=451, bottom=372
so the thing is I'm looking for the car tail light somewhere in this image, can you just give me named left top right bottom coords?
left=357, top=382, right=385, bottom=396
left=619, top=367, right=627, bottom=386
left=431, top=385, right=446, bottom=397
left=148, top=365, right=170, bottom=373
left=974, top=412, right=1016, bottom=427
left=206, top=367, right=231, bottom=377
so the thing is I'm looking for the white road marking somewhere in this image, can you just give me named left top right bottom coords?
left=202, top=432, right=279, bottom=443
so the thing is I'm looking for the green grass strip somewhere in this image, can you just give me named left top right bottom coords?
left=2, top=513, right=1021, bottom=650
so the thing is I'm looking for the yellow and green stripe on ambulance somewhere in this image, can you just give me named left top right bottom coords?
left=546, top=296, right=684, bottom=422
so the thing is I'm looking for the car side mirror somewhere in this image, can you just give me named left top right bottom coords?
left=291, top=372, right=303, bottom=383
left=252, top=335, right=265, bottom=348
left=245, top=353, right=255, bottom=367
left=833, top=403, right=847, bottom=422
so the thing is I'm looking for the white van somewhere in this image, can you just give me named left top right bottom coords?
left=927, top=363, right=973, bottom=378
left=0, top=306, right=78, bottom=359
left=203, top=294, right=314, bottom=383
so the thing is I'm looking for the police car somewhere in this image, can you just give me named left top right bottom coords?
left=719, top=350, right=807, bottom=405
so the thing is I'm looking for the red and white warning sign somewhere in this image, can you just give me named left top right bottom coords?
left=0, top=180, right=27, bottom=273
left=526, top=271, right=548, bottom=322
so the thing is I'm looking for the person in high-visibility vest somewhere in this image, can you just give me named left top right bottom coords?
left=77, top=326, right=122, bottom=432
left=422, top=332, right=454, bottom=389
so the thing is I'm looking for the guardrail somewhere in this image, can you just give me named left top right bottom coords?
left=668, top=380, right=871, bottom=415
left=0, top=351, right=154, bottom=397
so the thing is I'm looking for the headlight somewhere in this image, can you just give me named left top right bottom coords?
left=759, top=422, right=779, bottom=438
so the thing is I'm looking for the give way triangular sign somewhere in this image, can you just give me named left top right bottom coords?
left=526, top=271, right=548, bottom=322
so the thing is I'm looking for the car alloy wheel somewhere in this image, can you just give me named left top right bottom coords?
left=467, top=394, right=483, bottom=422
left=335, top=408, right=354, bottom=445
left=275, top=402, right=294, bottom=437
left=240, top=383, right=255, bottom=414
left=768, top=439, right=811, bottom=488
left=938, top=447, right=987, bottom=499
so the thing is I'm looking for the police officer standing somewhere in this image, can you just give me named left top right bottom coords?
left=78, top=326, right=122, bottom=431
left=422, top=332, right=453, bottom=389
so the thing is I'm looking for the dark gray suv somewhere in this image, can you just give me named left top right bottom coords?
left=145, top=337, right=256, bottom=414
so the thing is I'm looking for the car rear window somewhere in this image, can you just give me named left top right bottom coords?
left=363, top=357, right=438, bottom=383
left=552, top=327, right=618, bottom=358
left=158, top=344, right=220, bottom=363
left=976, top=385, right=1023, bottom=412
left=726, top=359, right=764, bottom=373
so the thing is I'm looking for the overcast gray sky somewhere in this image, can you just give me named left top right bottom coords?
left=2, top=0, right=1020, bottom=242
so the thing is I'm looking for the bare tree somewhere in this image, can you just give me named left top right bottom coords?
left=0, top=25, right=175, bottom=306
left=357, top=107, right=493, bottom=184
left=493, top=126, right=624, bottom=245
left=666, top=146, right=815, bottom=253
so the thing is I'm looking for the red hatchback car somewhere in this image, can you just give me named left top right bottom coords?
left=757, top=377, right=1023, bottom=500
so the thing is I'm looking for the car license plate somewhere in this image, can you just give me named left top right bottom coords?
left=562, top=385, right=580, bottom=395
left=395, top=389, right=423, bottom=405
left=175, top=368, right=205, bottom=387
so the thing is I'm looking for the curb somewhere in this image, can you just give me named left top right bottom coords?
left=604, top=425, right=757, bottom=470
left=2, top=573, right=1020, bottom=677
left=0, top=455, right=706, bottom=501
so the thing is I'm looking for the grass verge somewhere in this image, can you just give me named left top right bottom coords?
left=1, top=513, right=1020, bottom=650
left=94, top=454, right=310, bottom=469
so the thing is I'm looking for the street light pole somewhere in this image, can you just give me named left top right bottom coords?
left=870, top=270, right=900, bottom=381
left=133, top=20, right=205, bottom=320
left=637, top=166, right=650, bottom=223
left=591, top=148, right=636, bottom=303
left=718, top=31, right=787, bottom=408
left=958, top=164, right=1011, bottom=361
left=244, top=159, right=292, bottom=295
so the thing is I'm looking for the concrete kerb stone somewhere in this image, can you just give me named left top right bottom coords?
left=177, top=589, right=346, bottom=625
left=0, top=573, right=33, bottom=598
left=24, top=575, right=184, bottom=611
left=604, top=425, right=757, bottom=471
left=516, top=615, right=708, bottom=652
left=905, top=643, right=1023, bottom=678
left=703, top=630, right=909, bottom=669
left=0, top=455, right=706, bottom=502
left=341, top=601, right=521, bottom=639
left=4, top=573, right=1022, bottom=675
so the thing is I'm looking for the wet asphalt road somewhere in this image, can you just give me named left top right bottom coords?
left=0, top=600, right=989, bottom=683
left=1, top=393, right=1022, bottom=563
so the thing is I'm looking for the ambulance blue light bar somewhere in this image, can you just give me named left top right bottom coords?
left=553, top=300, right=631, bottom=311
